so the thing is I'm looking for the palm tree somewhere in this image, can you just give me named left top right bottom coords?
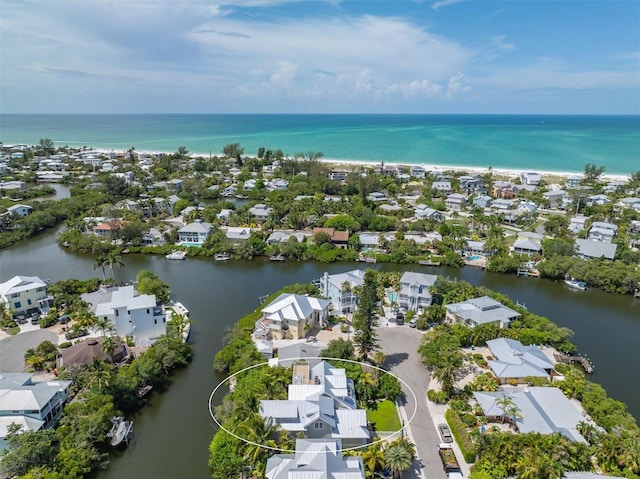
left=83, top=358, right=114, bottom=393
left=92, top=254, right=109, bottom=281
left=25, top=352, right=46, bottom=371
left=168, top=309, right=191, bottom=340
left=383, top=438, right=414, bottom=479
left=106, top=251, right=125, bottom=279
left=102, top=336, right=117, bottom=360
left=95, top=316, right=116, bottom=337
left=235, top=413, right=281, bottom=475
left=359, top=441, right=386, bottom=478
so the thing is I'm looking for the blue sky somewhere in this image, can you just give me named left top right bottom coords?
left=1, top=0, right=639, bottom=114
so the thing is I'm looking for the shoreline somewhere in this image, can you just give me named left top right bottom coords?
left=84, top=146, right=632, bottom=183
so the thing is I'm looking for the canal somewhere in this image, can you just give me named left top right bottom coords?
left=0, top=218, right=638, bottom=478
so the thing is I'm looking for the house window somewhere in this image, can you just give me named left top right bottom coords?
left=146, top=309, right=150, bottom=314
left=115, top=310, right=119, bottom=316
left=14, top=301, right=21, bottom=308
left=128, top=310, right=131, bottom=315
left=27, top=299, right=32, bottom=305
left=314, top=422, right=324, bottom=430
left=154, top=319, right=157, bottom=324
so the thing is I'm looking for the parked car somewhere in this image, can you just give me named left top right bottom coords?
left=438, top=423, right=453, bottom=443
left=15, top=315, right=27, bottom=325
left=408, top=318, right=417, bottom=328
left=30, top=313, right=40, bottom=325
left=65, top=328, right=89, bottom=340
left=396, top=312, right=405, bottom=325
left=58, top=314, right=70, bottom=324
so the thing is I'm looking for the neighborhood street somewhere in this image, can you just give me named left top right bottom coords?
left=377, top=326, right=448, bottom=479
left=0, top=329, right=58, bottom=372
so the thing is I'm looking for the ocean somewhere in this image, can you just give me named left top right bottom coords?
left=0, top=114, right=638, bottom=175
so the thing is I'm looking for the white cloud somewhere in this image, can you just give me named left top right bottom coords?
left=446, top=72, right=471, bottom=98
left=431, top=0, right=466, bottom=11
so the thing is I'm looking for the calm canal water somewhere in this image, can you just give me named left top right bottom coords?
left=0, top=206, right=638, bottom=478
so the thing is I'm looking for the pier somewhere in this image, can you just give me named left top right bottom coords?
left=554, top=352, right=594, bottom=374
left=418, top=259, right=441, bottom=266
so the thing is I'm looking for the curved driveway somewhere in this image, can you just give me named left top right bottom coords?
left=377, top=326, right=447, bottom=479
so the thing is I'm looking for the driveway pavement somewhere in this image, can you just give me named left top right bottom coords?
left=377, top=326, right=447, bottom=479
left=0, top=329, right=58, bottom=372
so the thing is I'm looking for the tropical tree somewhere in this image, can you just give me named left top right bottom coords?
left=95, top=316, right=115, bottom=337
left=352, top=270, right=380, bottom=361
left=92, top=254, right=109, bottom=281
left=359, top=441, right=386, bottom=478
left=383, top=438, right=414, bottom=479
left=105, top=251, right=125, bottom=278
left=82, top=358, right=114, bottom=393
left=235, top=412, right=281, bottom=476
left=495, top=395, right=522, bottom=428
left=102, top=336, right=117, bottom=359
left=38, top=138, right=55, bottom=155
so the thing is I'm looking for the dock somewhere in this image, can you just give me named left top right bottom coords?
left=418, top=260, right=441, bottom=266
left=554, top=352, right=594, bottom=374
left=107, top=417, right=134, bottom=447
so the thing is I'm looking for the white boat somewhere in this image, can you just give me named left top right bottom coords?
left=166, top=250, right=187, bottom=260
left=107, top=416, right=133, bottom=447
left=564, top=278, right=587, bottom=290
left=214, top=253, right=230, bottom=261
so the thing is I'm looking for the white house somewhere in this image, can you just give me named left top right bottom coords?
left=82, top=285, right=166, bottom=346
left=317, top=270, right=365, bottom=314
left=520, top=172, right=541, bottom=186
left=266, top=439, right=365, bottom=479
left=586, top=194, right=611, bottom=207
left=398, top=271, right=437, bottom=312
left=178, top=220, right=213, bottom=245
left=226, top=226, right=252, bottom=242
left=6, top=204, right=33, bottom=217
left=432, top=181, right=452, bottom=194
left=542, top=190, right=568, bottom=209
left=0, top=373, right=72, bottom=450
left=588, top=221, right=618, bottom=243
left=410, top=166, right=426, bottom=178
left=0, top=275, right=50, bottom=318
left=445, top=193, right=467, bottom=211
left=575, top=239, right=617, bottom=260
left=445, top=296, right=521, bottom=328
left=569, top=215, right=589, bottom=234
left=261, top=293, right=330, bottom=340
left=486, top=338, right=555, bottom=384
left=415, top=204, right=444, bottom=221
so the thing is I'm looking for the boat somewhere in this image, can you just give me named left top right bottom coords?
left=564, top=278, right=587, bottom=290
left=137, top=384, right=153, bottom=398
left=107, top=416, right=133, bottom=447
left=214, top=253, right=230, bottom=261
left=269, top=254, right=285, bottom=262
left=166, top=250, right=187, bottom=260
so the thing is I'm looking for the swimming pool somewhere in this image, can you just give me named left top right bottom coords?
left=467, top=255, right=482, bottom=261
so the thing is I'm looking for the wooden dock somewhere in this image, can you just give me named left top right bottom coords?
left=554, top=352, right=594, bottom=374
left=418, top=260, right=441, bottom=266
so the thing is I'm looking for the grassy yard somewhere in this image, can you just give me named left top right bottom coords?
left=367, top=399, right=402, bottom=432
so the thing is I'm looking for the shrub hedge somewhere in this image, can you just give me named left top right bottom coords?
left=445, top=408, right=477, bottom=463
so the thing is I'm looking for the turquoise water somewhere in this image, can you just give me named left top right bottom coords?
left=467, top=255, right=482, bottom=261
left=1, top=114, right=638, bottom=174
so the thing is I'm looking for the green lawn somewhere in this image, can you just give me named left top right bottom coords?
left=367, top=399, right=402, bottom=432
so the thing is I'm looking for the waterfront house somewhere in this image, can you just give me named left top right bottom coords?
left=93, top=219, right=126, bottom=239
left=398, top=271, right=437, bottom=312
left=566, top=175, right=582, bottom=188
left=141, top=227, right=166, bottom=246
left=243, top=179, right=257, bottom=191
left=226, top=227, right=251, bottom=242
left=250, top=204, right=273, bottom=222
left=520, top=171, right=541, bottom=186
left=261, top=293, right=330, bottom=340
left=485, top=338, right=555, bottom=384
left=260, top=361, right=369, bottom=447
left=312, top=228, right=349, bottom=249
left=465, top=240, right=487, bottom=256
left=267, top=231, right=309, bottom=245
left=0, top=373, right=72, bottom=450
left=317, top=270, right=365, bottom=314
left=588, top=221, right=618, bottom=243
left=0, top=275, right=51, bottom=318
left=410, top=166, right=426, bottom=178
left=82, top=285, right=166, bottom=346
left=6, top=204, right=33, bottom=217
left=329, top=170, right=349, bottom=181
left=473, top=387, right=588, bottom=443
left=445, top=296, right=520, bottom=328
left=628, top=220, right=640, bottom=235
left=445, top=193, right=467, bottom=211
left=266, top=439, right=365, bottom=479
left=56, top=337, right=128, bottom=368
left=512, top=237, right=542, bottom=256
left=222, top=185, right=237, bottom=197
left=216, top=209, right=233, bottom=224
left=575, top=239, right=617, bottom=260
left=178, top=220, right=212, bottom=245
left=459, top=176, right=485, bottom=193
left=0, top=180, right=26, bottom=191
left=266, top=178, right=289, bottom=191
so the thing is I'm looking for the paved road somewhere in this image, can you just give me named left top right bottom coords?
left=0, top=329, right=57, bottom=372
left=378, top=326, right=447, bottom=479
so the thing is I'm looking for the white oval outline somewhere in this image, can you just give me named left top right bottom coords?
left=208, top=356, right=418, bottom=454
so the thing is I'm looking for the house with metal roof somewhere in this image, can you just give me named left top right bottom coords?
left=261, top=294, right=330, bottom=340
left=512, top=237, right=542, bottom=256
left=317, top=270, right=365, bottom=314
left=398, top=271, right=437, bottom=312
left=445, top=296, right=520, bottom=328
left=178, top=219, right=212, bottom=245
left=250, top=203, right=273, bottom=222
left=0, top=373, right=71, bottom=450
left=225, top=226, right=252, bottom=242
left=6, top=204, right=33, bottom=217
left=588, top=222, right=618, bottom=243
left=575, top=239, right=617, bottom=260
left=260, top=362, right=368, bottom=447
left=266, top=439, right=365, bottom=479
left=486, top=338, right=555, bottom=384
left=473, top=387, right=588, bottom=443
left=415, top=204, right=444, bottom=221
left=81, top=285, right=166, bottom=346
left=0, top=275, right=50, bottom=318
